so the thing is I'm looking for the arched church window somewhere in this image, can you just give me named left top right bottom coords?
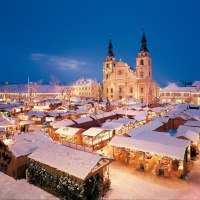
left=140, top=71, right=144, bottom=78
left=140, top=60, right=144, bottom=65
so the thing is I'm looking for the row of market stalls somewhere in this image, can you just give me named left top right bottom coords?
left=107, top=104, right=200, bottom=178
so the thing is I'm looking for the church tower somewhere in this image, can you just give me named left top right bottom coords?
left=102, top=36, right=116, bottom=99
left=136, top=31, right=156, bottom=103
left=136, top=32, right=152, bottom=80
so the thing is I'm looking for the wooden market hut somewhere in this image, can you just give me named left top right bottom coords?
left=55, top=127, right=84, bottom=144
left=82, top=127, right=113, bottom=151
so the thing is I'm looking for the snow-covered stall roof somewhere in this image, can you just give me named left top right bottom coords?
left=82, top=127, right=105, bottom=137
left=0, top=172, right=58, bottom=200
left=50, top=119, right=75, bottom=129
left=25, top=111, right=46, bottom=117
left=127, top=121, right=163, bottom=137
left=134, top=112, right=147, bottom=122
left=184, top=120, right=200, bottom=127
left=109, top=132, right=190, bottom=160
left=90, top=111, right=116, bottom=119
left=55, top=127, right=82, bottom=136
left=111, top=118, right=135, bottom=125
left=3, top=130, right=54, bottom=157
left=153, top=116, right=170, bottom=123
left=101, top=121, right=124, bottom=131
left=19, top=120, right=35, bottom=126
left=174, top=130, right=199, bottom=142
left=0, top=114, right=15, bottom=127
left=28, top=143, right=103, bottom=180
left=177, top=125, right=200, bottom=134
left=74, top=116, right=93, bottom=124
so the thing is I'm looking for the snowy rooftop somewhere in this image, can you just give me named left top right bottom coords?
left=55, top=127, right=82, bottom=136
left=72, top=78, right=98, bottom=86
left=3, top=130, right=54, bottom=157
left=28, top=143, right=103, bottom=180
left=126, top=121, right=163, bottom=137
left=153, top=116, right=170, bottom=123
left=177, top=125, right=200, bottom=134
left=0, top=172, right=58, bottom=200
left=161, top=83, right=199, bottom=92
left=0, top=84, right=69, bottom=93
left=74, top=116, right=93, bottom=124
left=0, top=114, right=16, bottom=127
left=50, top=119, right=75, bottom=129
left=111, top=118, right=135, bottom=125
left=184, top=120, right=200, bottom=127
left=82, top=127, right=105, bottom=137
left=101, top=121, right=124, bottom=131
left=110, top=131, right=190, bottom=160
left=174, top=130, right=199, bottom=142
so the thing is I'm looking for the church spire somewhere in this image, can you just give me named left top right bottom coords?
left=140, top=30, right=149, bottom=52
left=107, top=35, right=114, bottom=57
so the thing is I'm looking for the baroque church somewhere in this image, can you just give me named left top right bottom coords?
left=102, top=32, right=157, bottom=103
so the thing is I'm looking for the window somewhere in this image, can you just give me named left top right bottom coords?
left=166, top=93, right=170, bottom=96
left=140, top=71, right=144, bottom=78
left=141, top=88, right=143, bottom=93
left=130, top=87, right=133, bottom=93
left=184, top=93, right=189, bottom=97
left=111, top=88, right=113, bottom=93
left=107, top=88, right=108, bottom=93
left=140, top=60, right=144, bottom=65
left=106, top=74, right=108, bottom=79
left=148, top=60, right=151, bottom=66
left=118, top=70, right=123, bottom=75
left=149, top=71, right=151, bottom=77
left=119, top=87, right=122, bottom=93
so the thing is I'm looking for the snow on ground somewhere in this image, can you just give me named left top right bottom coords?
left=0, top=172, right=58, bottom=200
left=104, top=159, right=200, bottom=200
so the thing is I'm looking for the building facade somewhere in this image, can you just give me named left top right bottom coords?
left=102, top=33, right=157, bottom=103
left=70, top=78, right=100, bottom=100
left=159, top=81, right=200, bottom=104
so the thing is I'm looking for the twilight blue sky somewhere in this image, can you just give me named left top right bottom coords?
left=0, top=0, right=200, bottom=86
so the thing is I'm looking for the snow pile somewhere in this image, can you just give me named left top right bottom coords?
left=0, top=172, right=58, bottom=199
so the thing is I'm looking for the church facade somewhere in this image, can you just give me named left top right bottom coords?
left=102, top=33, right=157, bottom=103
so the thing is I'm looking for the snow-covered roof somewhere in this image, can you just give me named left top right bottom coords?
left=28, top=143, right=103, bottom=180
left=25, top=111, right=46, bottom=117
left=161, top=83, right=198, bottom=92
left=111, top=118, right=135, bottom=125
left=0, top=172, right=58, bottom=200
left=82, top=127, right=105, bottom=137
left=174, top=130, right=199, bottom=142
left=177, top=125, right=200, bottom=134
left=101, top=121, right=124, bottom=131
left=0, top=114, right=16, bottom=127
left=74, top=116, right=93, bottom=124
left=19, top=120, right=35, bottom=126
left=50, top=119, right=75, bottom=129
left=184, top=120, right=200, bottom=127
left=134, top=113, right=147, bottom=122
left=55, top=127, right=82, bottom=136
left=109, top=131, right=190, bottom=160
left=127, top=121, right=163, bottom=137
left=90, top=111, right=116, bottom=119
left=72, top=78, right=98, bottom=86
left=3, top=130, right=54, bottom=157
left=192, top=81, right=200, bottom=87
left=153, top=116, right=170, bottom=123
left=0, top=84, right=69, bottom=93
